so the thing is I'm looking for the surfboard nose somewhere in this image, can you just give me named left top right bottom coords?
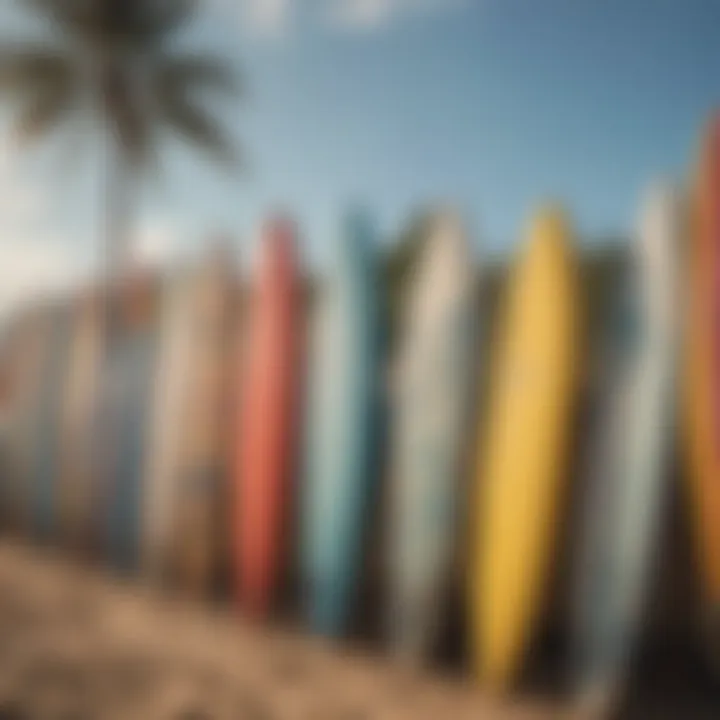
left=335, top=209, right=376, bottom=272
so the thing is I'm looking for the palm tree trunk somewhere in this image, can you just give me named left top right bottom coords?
left=88, top=131, right=132, bottom=560
left=104, top=133, right=133, bottom=286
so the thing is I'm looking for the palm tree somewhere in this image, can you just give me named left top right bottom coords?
left=0, top=0, right=240, bottom=279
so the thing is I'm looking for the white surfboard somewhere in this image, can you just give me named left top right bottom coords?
left=141, top=268, right=196, bottom=585
left=386, top=210, right=477, bottom=662
left=572, top=183, right=684, bottom=713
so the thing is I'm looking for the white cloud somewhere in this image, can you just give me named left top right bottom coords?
left=324, top=0, right=466, bottom=31
left=247, top=0, right=291, bottom=35
left=214, top=0, right=291, bottom=37
left=216, top=0, right=465, bottom=39
left=131, top=216, right=180, bottom=270
left=326, top=0, right=394, bottom=28
left=0, top=239, right=78, bottom=322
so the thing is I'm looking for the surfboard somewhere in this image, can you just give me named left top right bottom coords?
left=301, top=211, right=381, bottom=637
left=170, top=247, right=236, bottom=598
left=469, top=206, right=580, bottom=691
left=1, top=306, right=50, bottom=535
left=0, top=320, right=21, bottom=530
left=235, top=218, right=302, bottom=617
left=0, top=344, right=13, bottom=528
left=569, top=258, right=636, bottom=711
left=58, top=288, right=104, bottom=555
left=685, top=115, right=720, bottom=647
left=386, top=210, right=477, bottom=662
left=104, top=273, right=160, bottom=573
left=29, top=299, right=72, bottom=542
left=141, top=269, right=196, bottom=585
left=572, top=184, right=683, bottom=713
left=91, top=292, right=127, bottom=559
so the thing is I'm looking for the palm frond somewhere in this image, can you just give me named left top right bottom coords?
left=155, top=53, right=242, bottom=99
left=11, top=1, right=241, bottom=170
left=13, top=77, right=77, bottom=143
left=25, top=0, right=198, bottom=46
left=0, top=45, right=78, bottom=141
left=154, top=52, right=241, bottom=168
left=0, top=46, right=76, bottom=98
left=157, top=88, right=238, bottom=168
left=105, top=97, right=153, bottom=165
left=23, top=0, right=99, bottom=37
left=100, top=61, right=152, bottom=165
left=138, top=0, right=199, bottom=43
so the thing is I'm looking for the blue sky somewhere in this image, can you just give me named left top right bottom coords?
left=0, top=0, right=718, bottom=305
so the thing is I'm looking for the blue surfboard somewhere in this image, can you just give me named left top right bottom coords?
left=104, top=278, right=159, bottom=573
left=30, top=301, right=72, bottom=542
left=301, top=211, right=382, bottom=637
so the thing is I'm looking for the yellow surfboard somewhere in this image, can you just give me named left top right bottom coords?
left=685, top=116, right=720, bottom=627
left=470, top=206, right=580, bottom=691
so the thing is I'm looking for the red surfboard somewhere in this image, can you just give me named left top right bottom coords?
left=235, top=218, right=301, bottom=617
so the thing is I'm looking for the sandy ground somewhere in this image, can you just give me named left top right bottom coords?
left=0, top=542, right=556, bottom=720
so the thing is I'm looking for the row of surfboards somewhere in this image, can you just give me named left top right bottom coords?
left=1, top=116, right=719, bottom=713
